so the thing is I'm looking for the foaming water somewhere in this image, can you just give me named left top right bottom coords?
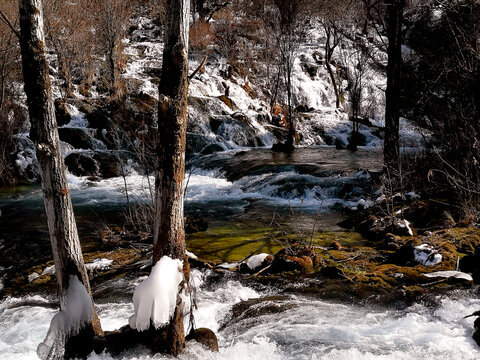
left=1, top=271, right=479, bottom=360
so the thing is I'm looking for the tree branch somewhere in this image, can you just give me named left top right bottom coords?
left=0, top=10, right=20, bottom=39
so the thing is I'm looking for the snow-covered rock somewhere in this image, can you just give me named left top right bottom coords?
left=246, top=253, right=270, bottom=271
left=414, top=244, right=442, bottom=266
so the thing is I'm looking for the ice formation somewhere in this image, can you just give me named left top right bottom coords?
left=129, top=256, right=184, bottom=331
left=37, top=275, right=94, bottom=360
left=246, top=253, right=270, bottom=271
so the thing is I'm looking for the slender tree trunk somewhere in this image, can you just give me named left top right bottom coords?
left=324, top=26, right=340, bottom=109
left=383, top=0, right=404, bottom=171
left=285, top=59, right=295, bottom=150
left=152, top=0, right=190, bottom=355
left=18, top=0, right=102, bottom=357
left=108, top=40, right=116, bottom=94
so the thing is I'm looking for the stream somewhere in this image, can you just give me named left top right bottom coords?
left=1, top=147, right=480, bottom=359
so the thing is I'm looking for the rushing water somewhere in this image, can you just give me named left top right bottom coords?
left=1, top=147, right=479, bottom=359
left=1, top=269, right=480, bottom=359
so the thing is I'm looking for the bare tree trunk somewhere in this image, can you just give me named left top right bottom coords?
left=324, top=24, right=340, bottom=109
left=285, top=58, right=295, bottom=151
left=152, top=0, right=190, bottom=355
left=383, top=0, right=404, bottom=171
left=18, top=0, right=102, bottom=357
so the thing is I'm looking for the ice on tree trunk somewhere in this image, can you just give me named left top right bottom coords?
left=129, top=256, right=184, bottom=331
left=37, top=275, right=94, bottom=360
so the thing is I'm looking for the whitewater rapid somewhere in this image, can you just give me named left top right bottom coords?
left=1, top=269, right=480, bottom=360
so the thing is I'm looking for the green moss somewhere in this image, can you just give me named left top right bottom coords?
left=186, top=225, right=280, bottom=263
left=311, top=231, right=369, bottom=247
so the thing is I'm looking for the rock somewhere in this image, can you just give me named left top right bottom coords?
left=58, top=128, right=107, bottom=150
left=225, top=296, right=294, bottom=326
left=86, top=109, right=113, bottom=130
left=186, top=328, right=219, bottom=352
left=186, top=133, right=214, bottom=155
left=335, top=137, right=346, bottom=150
left=65, top=152, right=98, bottom=177
left=357, top=216, right=414, bottom=241
left=320, top=266, right=345, bottom=279
left=295, top=104, right=313, bottom=113
left=54, top=99, right=72, bottom=126
left=268, top=244, right=322, bottom=273
left=423, top=271, right=473, bottom=286
left=200, top=143, right=225, bottom=155
left=300, top=62, right=318, bottom=79
left=209, top=115, right=262, bottom=147
left=389, top=239, right=421, bottom=265
left=65, top=151, right=136, bottom=178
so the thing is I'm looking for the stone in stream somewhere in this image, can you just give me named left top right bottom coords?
left=186, top=328, right=219, bottom=352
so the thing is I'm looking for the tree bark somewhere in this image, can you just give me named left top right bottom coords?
left=152, top=0, right=190, bottom=355
left=383, top=0, right=404, bottom=171
left=18, top=0, right=102, bottom=357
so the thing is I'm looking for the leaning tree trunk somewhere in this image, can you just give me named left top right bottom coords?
left=383, top=0, right=405, bottom=171
left=152, top=0, right=190, bottom=355
left=18, top=0, right=102, bottom=357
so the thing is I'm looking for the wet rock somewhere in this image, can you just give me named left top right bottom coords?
left=186, top=328, right=219, bottom=352
left=200, top=144, right=225, bottom=155
left=301, top=62, right=318, bottom=79
left=65, top=151, right=136, bottom=178
left=209, top=115, right=262, bottom=147
left=226, top=296, right=295, bottom=326
left=186, top=133, right=214, bottom=155
left=58, top=127, right=107, bottom=150
left=65, top=152, right=98, bottom=177
left=295, top=104, right=313, bottom=113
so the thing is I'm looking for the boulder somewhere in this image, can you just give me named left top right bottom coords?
left=268, top=244, right=323, bottom=273
left=186, top=133, right=214, bottom=155
left=200, top=144, right=225, bottom=155
left=58, top=128, right=107, bottom=150
left=65, top=151, right=136, bottom=178
left=300, top=63, right=318, bottom=79
left=186, top=328, right=219, bottom=352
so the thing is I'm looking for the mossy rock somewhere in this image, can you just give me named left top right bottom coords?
left=219, top=95, right=234, bottom=109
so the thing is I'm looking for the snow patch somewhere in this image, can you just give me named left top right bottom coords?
left=186, top=250, right=198, bottom=260
left=129, top=256, right=184, bottom=331
left=37, top=276, right=94, bottom=360
left=424, top=271, right=473, bottom=282
left=85, top=258, right=114, bottom=271
left=414, top=244, right=442, bottom=266
left=246, top=253, right=270, bottom=271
